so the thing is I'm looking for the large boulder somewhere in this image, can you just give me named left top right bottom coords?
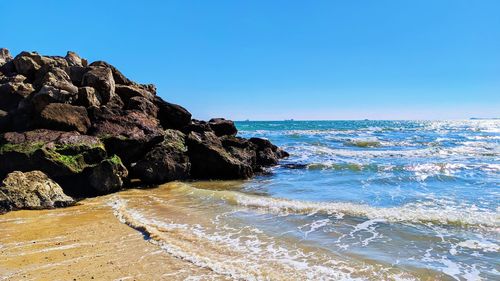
left=88, top=107, right=164, bottom=165
left=0, top=75, right=35, bottom=112
left=0, top=130, right=127, bottom=196
left=209, top=118, right=238, bottom=136
left=89, top=61, right=131, bottom=85
left=126, top=96, right=158, bottom=117
left=77, top=86, right=100, bottom=107
left=250, top=137, right=289, bottom=166
left=131, top=129, right=190, bottom=184
left=82, top=66, right=115, bottom=104
left=0, top=170, right=75, bottom=213
left=39, top=103, right=91, bottom=133
left=115, top=84, right=155, bottom=102
left=86, top=156, right=128, bottom=194
left=31, top=85, right=78, bottom=112
left=155, top=96, right=191, bottom=130
left=186, top=131, right=253, bottom=179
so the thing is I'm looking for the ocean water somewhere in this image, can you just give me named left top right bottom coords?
left=111, top=120, right=499, bottom=280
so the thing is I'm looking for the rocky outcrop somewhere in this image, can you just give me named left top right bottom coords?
left=0, top=48, right=288, bottom=212
left=0, top=171, right=75, bottom=213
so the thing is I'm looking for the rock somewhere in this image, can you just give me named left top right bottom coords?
left=250, top=137, right=289, bottom=166
left=0, top=48, right=13, bottom=66
left=88, top=108, right=164, bottom=165
left=31, top=85, right=79, bottom=112
left=65, top=51, right=83, bottom=66
left=0, top=171, right=75, bottom=213
left=115, top=84, right=155, bottom=102
left=155, top=96, right=191, bottom=130
left=89, top=61, right=131, bottom=85
left=77, top=87, right=100, bottom=107
left=86, top=156, right=128, bottom=194
left=182, top=119, right=212, bottom=134
left=221, top=136, right=257, bottom=169
left=131, top=129, right=190, bottom=184
left=12, top=51, right=42, bottom=78
left=209, top=118, right=238, bottom=136
left=0, top=76, right=35, bottom=112
left=126, top=96, right=158, bottom=117
left=39, top=103, right=91, bottom=133
left=82, top=66, right=115, bottom=104
left=186, top=131, right=253, bottom=179
left=35, top=67, right=78, bottom=94
left=66, top=65, right=90, bottom=86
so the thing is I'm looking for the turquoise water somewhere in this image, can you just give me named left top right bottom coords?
left=111, top=120, right=499, bottom=280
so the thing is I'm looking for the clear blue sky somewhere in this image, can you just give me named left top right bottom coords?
left=2, top=0, right=499, bottom=120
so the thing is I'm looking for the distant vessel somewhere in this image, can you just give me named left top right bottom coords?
left=284, top=119, right=294, bottom=122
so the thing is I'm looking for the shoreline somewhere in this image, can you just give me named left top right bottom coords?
left=0, top=185, right=228, bottom=281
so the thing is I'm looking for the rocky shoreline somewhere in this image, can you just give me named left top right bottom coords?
left=0, top=49, right=288, bottom=213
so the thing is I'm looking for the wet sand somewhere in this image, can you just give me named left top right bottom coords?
left=0, top=192, right=226, bottom=281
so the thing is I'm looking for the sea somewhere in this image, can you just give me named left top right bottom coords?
left=110, top=120, right=499, bottom=280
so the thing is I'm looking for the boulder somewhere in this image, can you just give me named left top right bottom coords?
left=0, top=48, right=13, bottom=66
left=65, top=51, right=83, bottom=67
left=0, top=75, right=35, bottom=112
left=77, top=86, right=100, bottom=107
left=209, top=118, right=238, bottom=136
left=0, top=171, right=75, bottom=213
left=39, top=103, right=91, bottom=133
left=82, top=66, right=115, bottom=104
left=249, top=137, right=289, bottom=166
left=115, top=84, right=155, bottom=102
left=86, top=156, right=128, bottom=194
left=88, top=108, right=164, bottom=165
left=89, top=61, right=132, bottom=85
left=182, top=119, right=212, bottom=134
left=155, top=96, right=191, bottom=130
left=12, top=51, right=42, bottom=78
left=35, top=67, right=78, bottom=94
left=186, top=131, right=253, bottom=179
left=126, top=96, right=158, bottom=117
left=131, top=129, right=190, bottom=184
left=31, top=85, right=78, bottom=112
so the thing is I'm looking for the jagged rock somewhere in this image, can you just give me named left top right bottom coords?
left=221, top=136, right=258, bottom=169
left=89, top=61, right=131, bottom=85
left=0, top=48, right=12, bottom=66
left=186, top=131, right=253, bottom=179
left=209, top=118, right=238, bottom=136
left=182, top=119, right=212, bottom=134
left=12, top=51, right=42, bottom=77
left=126, top=96, right=158, bottom=117
left=0, top=171, right=75, bottom=213
left=35, top=67, right=78, bottom=94
left=66, top=65, right=89, bottom=86
left=77, top=87, right=100, bottom=107
left=82, top=66, right=115, bottom=104
left=131, top=129, right=190, bottom=184
left=155, top=96, right=191, bottom=130
left=39, top=103, right=91, bottom=133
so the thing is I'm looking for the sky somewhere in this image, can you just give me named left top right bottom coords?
left=1, top=0, right=499, bottom=120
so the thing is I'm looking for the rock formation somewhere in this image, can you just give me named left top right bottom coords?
left=0, top=48, right=288, bottom=211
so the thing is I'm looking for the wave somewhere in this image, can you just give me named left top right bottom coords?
left=171, top=184, right=499, bottom=228
left=109, top=197, right=408, bottom=281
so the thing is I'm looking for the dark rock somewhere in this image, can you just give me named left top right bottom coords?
left=182, top=119, right=212, bottom=134
left=126, top=96, right=158, bottom=117
left=115, top=84, right=155, bottom=102
left=82, top=66, right=115, bottom=104
left=250, top=137, right=289, bottom=166
left=221, top=136, right=257, bottom=170
left=12, top=51, right=42, bottom=77
left=77, top=87, right=100, bottom=107
left=89, top=61, right=131, bottom=85
left=35, top=67, right=78, bottom=94
left=131, top=129, right=190, bottom=184
left=88, top=108, right=164, bottom=165
left=39, top=103, right=91, bottom=133
left=186, top=131, right=253, bottom=179
left=209, top=118, right=238, bottom=136
left=0, top=170, right=75, bottom=213
left=86, top=156, right=128, bottom=194
left=66, top=65, right=90, bottom=86
left=0, top=76, right=35, bottom=112
left=155, top=96, right=191, bottom=130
